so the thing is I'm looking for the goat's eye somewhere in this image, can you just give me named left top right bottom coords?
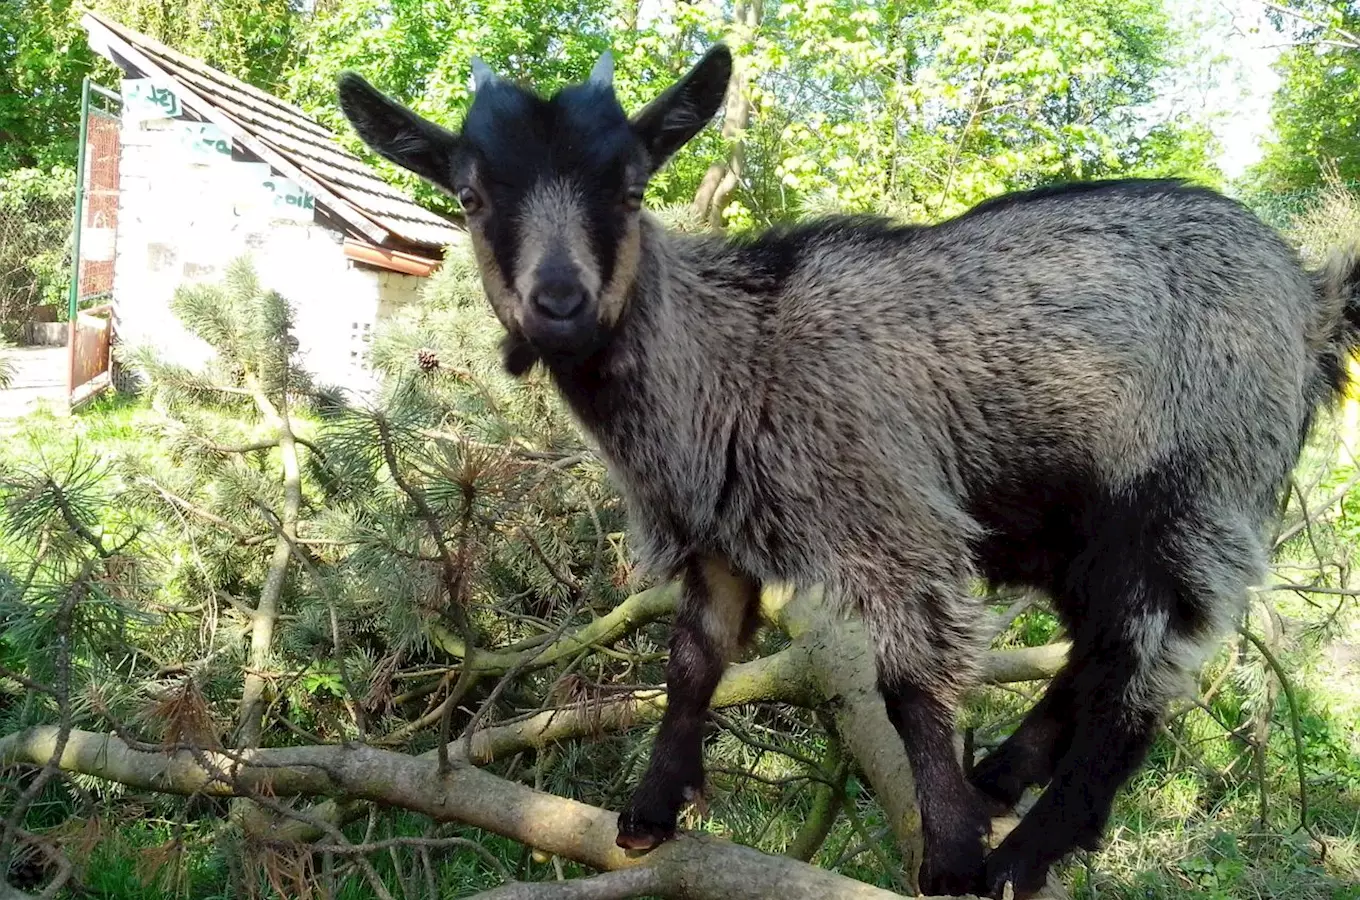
left=456, top=187, right=483, bottom=214
left=623, top=185, right=645, bottom=212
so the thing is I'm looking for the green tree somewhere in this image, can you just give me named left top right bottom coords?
left=727, top=0, right=1219, bottom=225
left=284, top=0, right=726, bottom=213
left=0, top=0, right=101, bottom=171
left=0, top=0, right=305, bottom=175
left=93, top=0, right=305, bottom=94
left=1246, top=1, right=1360, bottom=196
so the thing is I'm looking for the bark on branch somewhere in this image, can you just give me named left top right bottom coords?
left=236, top=374, right=303, bottom=747
left=255, top=583, right=1065, bottom=847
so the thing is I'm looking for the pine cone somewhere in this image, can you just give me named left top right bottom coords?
left=416, top=348, right=440, bottom=372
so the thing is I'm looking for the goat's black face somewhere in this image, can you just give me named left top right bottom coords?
left=336, top=45, right=732, bottom=373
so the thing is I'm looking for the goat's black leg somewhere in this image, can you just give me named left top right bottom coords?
left=616, top=555, right=759, bottom=851
left=879, top=673, right=994, bottom=896
left=969, top=665, right=1078, bottom=812
left=860, top=546, right=992, bottom=896
left=983, top=559, right=1213, bottom=898
left=982, top=638, right=1164, bottom=898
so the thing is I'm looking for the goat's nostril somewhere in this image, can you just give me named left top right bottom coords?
left=531, top=283, right=588, bottom=320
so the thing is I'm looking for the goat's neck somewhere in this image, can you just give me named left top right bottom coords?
left=547, top=220, right=750, bottom=444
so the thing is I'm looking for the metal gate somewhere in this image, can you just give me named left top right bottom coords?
left=67, top=76, right=121, bottom=409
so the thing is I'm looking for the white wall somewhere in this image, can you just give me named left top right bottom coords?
left=111, top=109, right=426, bottom=396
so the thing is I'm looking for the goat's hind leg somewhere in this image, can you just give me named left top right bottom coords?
left=969, top=648, right=1078, bottom=812
left=982, top=548, right=1222, bottom=898
left=616, top=555, right=760, bottom=850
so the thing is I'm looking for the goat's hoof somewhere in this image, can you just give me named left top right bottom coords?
left=614, top=814, right=675, bottom=853
left=615, top=775, right=702, bottom=853
left=919, top=848, right=987, bottom=897
left=984, top=849, right=1049, bottom=900
left=919, top=828, right=989, bottom=897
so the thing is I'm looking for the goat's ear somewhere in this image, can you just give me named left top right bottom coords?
left=630, top=43, right=732, bottom=173
left=337, top=72, right=460, bottom=186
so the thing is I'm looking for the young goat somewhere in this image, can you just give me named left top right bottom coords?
left=337, top=46, right=1360, bottom=897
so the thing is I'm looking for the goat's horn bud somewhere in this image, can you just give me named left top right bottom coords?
left=589, top=51, right=614, bottom=88
left=470, top=57, right=498, bottom=92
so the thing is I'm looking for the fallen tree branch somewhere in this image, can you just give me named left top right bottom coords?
left=253, top=584, right=1066, bottom=846
left=243, top=645, right=817, bottom=844
left=429, top=583, right=681, bottom=676
left=465, top=867, right=663, bottom=899
left=465, top=646, right=816, bottom=764
left=982, top=642, right=1068, bottom=684
left=0, top=728, right=924, bottom=900
left=764, top=584, right=924, bottom=890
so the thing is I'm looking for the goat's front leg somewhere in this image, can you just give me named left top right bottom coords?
left=616, top=555, right=759, bottom=850
left=857, top=554, right=992, bottom=896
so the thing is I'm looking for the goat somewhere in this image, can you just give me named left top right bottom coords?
left=336, top=45, right=1360, bottom=898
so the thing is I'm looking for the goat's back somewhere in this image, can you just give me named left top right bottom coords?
left=740, top=182, right=1313, bottom=497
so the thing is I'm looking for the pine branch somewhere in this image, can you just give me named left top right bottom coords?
left=42, top=477, right=109, bottom=558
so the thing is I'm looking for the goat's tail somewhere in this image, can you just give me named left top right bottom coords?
left=1309, top=246, right=1360, bottom=408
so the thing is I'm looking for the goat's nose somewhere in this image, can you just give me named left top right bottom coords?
left=531, top=278, right=588, bottom=320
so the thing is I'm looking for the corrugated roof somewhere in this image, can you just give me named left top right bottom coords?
left=81, top=11, right=465, bottom=254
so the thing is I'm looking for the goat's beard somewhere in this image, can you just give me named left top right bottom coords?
left=500, top=333, right=541, bottom=377
left=504, top=323, right=616, bottom=377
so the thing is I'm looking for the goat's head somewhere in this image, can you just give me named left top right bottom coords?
left=336, top=45, right=732, bottom=372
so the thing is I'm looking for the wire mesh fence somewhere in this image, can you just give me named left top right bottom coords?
left=1244, top=179, right=1360, bottom=233
left=0, top=168, right=76, bottom=342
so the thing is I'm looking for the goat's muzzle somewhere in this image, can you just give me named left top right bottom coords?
left=520, top=267, right=601, bottom=361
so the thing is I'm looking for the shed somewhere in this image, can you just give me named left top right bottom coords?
left=79, top=12, right=465, bottom=393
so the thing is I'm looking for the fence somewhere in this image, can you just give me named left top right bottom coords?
left=1242, top=178, right=1360, bottom=233
left=0, top=169, right=76, bottom=344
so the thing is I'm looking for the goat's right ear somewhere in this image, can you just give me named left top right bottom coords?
left=630, top=43, right=732, bottom=173
left=337, top=72, right=460, bottom=186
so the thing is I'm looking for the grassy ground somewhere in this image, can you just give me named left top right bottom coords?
left=4, top=393, right=1360, bottom=900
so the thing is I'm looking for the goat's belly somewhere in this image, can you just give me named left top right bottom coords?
left=718, top=506, right=831, bottom=588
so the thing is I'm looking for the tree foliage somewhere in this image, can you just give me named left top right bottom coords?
left=282, top=0, right=1223, bottom=223
left=1248, top=2, right=1360, bottom=196
left=2, top=0, right=1224, bottom=223
left=0, top=0, right=100, bottom=171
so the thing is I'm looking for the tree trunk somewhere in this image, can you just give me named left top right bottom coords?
left=691, top=0, right=760, bottom=229
left=612, top=0, right=641, bottom=33
left=235, top=375, right=303, bottom=748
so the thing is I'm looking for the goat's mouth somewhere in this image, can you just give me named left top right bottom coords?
left=519, top=301, right=608, bottom=366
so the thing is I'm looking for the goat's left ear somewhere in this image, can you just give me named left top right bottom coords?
left=337, top=72, right=461, bottom=186
left=630, top=43, right=732, bottom=173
